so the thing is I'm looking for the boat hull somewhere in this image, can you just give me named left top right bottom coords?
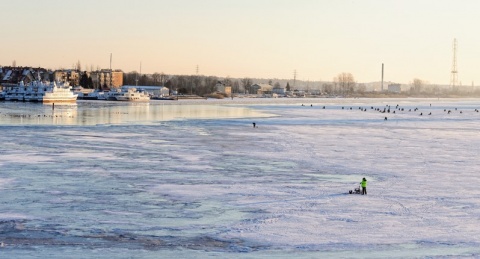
left=115, top=97, right=150, bottom=102
left=42, top=99, right=78, bottom=103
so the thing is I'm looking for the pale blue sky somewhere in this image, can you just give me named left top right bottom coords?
left=1, top=0, right=479, bottom=84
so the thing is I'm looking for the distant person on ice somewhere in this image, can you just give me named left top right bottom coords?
left=252, top=122, right=256, bottom=128
left=360, top=178, right=367, bottom=195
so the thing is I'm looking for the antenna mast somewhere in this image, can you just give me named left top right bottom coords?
left=450, top=38, right=458, bottom=89
left=293, top=69, right=297, bottom=88
left=136, top=62, right=141, bottom=87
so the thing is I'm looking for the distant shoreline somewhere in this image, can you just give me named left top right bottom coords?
left=346, top=92, right=480, bottom=98
left=136, top=96, right=480, bottom=107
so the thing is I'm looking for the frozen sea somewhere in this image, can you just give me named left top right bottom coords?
left=1, top=98, right=480, bottom=258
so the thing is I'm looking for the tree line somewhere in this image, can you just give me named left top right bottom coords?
left=122, top=72, right=257, bottom=96
left=119, top=71, right=480, bottom=97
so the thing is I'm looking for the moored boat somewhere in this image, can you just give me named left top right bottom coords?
left=4, top=84, right=26, bottom=101
left=114, top=88, right=150, bottom=102
left=82, top=90, right=107, bottom=100
left=42, top=81, right=78, bottom=103
left=2, top=80, right=77, bottom=103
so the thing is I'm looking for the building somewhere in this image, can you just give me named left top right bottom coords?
left=0, top=66, right=92, bottom=88
left=53, top=70, right=81, bottom=86
left=388, top=83, right=402, bottom=93
left=215, top=82, right=225, bottom=93
left=215, top=82, right=232, bottom=96
left=1, top=67, right=37, bottom=86
left=90, top=69, right=123, bottom=89
left=250, top=83, right=273, bottom=96
left=224, top=86, right=232, bottom=96
left=272, top=85, right=286, bottom=95
left=0, top=66, right=124, bottom=90
left=111, top=70, right=123, bottom=87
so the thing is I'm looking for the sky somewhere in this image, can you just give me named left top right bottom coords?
left=1, top=0, right=479, bottom=85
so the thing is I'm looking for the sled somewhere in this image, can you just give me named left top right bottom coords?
left=349, top=185, right=361, bottom=194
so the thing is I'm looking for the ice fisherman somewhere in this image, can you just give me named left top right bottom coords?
left=360, top=178, right=367, bottom=195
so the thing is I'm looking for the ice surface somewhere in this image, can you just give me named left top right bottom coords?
left=1, top=98, right=480, bottom=258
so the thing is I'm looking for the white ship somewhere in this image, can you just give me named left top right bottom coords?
left=82, top=90, right=107, bottom=100
left=114, top=88, right=150, bottom=102
left=105, top=88, right=124, bottom=101
left=2, top=81, right=78, bottom=103
left=42, top=81, right=78, bottom=103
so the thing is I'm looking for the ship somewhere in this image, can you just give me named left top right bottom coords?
left=42, top=81, right=78, bottom=103
left=2, top=80, right=78, bottom=103
left=114, top=88, right=150, bottom=102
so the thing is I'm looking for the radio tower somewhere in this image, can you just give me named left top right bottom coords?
left=450, top=38, right=458, bottom=89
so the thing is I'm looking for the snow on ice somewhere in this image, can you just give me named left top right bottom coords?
left=0, top=98, right=480, bottom=258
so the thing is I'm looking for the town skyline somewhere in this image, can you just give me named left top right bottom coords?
left=2, top=0, right=480, bottom=85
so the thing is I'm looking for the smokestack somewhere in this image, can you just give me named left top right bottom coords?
left=110, top=53, right=112, bottom=70
left=381, top=63, right=384, bottom=91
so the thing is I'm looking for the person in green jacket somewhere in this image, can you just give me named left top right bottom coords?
left=360, top=178, right=367, bottom=195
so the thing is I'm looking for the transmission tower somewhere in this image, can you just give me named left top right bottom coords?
left=381, top=63, right=384, bottom=91
left=450, top=38, right=458, bottom=89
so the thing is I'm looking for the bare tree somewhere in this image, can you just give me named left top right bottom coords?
left=357, top=83, right=366, bottom=94
left=232, top=80, right=240, bottom=93
left=223, top=76, right=232, bottom=86
left=430, top=84, right=440, bottom=95
left=241, top=78, right=252, bottom=94
left=152, top=73, right=161, bottom=85
left=334, top=73, right=355, bottom=95
left=171, top=75, right=188, bottom=92
left=124, top=71, right=139, bottom=85
left=193, top=75, right=202, bottom=95
left=202, top=76, right=218, bottom=95
left=411, top=78, right=424, bottom=94
left=160, top=73, right=168, bottom=86
left=322, top=83, right=333, bottom=94
left=139, top=74, right=148, bottom=86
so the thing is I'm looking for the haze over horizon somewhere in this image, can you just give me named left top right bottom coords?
left=2, top=0, right=479, bottom=85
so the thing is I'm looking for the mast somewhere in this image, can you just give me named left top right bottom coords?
left=293, top=69, right=297, bottom=89
left=109, top=53, right=113, bottom=87
left=136, top=62, right=141, bottom=87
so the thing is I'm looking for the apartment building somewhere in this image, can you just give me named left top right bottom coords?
left=90, top=69, right=124, bottom=89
